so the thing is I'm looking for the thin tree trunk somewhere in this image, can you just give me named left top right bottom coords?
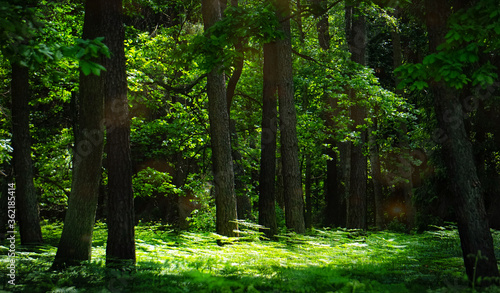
left=345, top=3, right=367, bottom=230
left=312, top=0, right=342, bottom=228
left=296, top=0, right=305, bottom=43
left=202, top=0, right=238, bottom=237
left=391, top=15, right=415, bottom=230
left=53, top=0, right=105, bottom=268
left=275, top=0, right=305, bottom=234
left=312, top=0, right=330, bottom=51
left=425, top=0, right=499, bottom=284
left=225, top=1, right=251, bottom=221
left=259, top=41, right=279, bottom=237
left=369, top=118, right=384, bottom=229
left=103, top=0, right=135, bottom=267
left=305, top=154, right=312, bottom=229
left=11, top=63, right=43, bottom=245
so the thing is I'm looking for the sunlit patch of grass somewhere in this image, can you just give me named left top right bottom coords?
left=1, top=222, right=500, bottom=292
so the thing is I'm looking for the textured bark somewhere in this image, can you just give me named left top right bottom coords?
left=11, top=63, right=43, bottom=245
left=202, top=0, right=238, bottom=237
left=259, top=42, right=278, bottom=237
left=276, top=156, right=285, bottom=209
left=368, top=119, right=384, bottom=229
left=345, top=3, right=367, bottom=230
left=275, top=0, right=305, bottom=234
left=425, top=0, right=499, bottom=284
left=53, top=0, right=105, bottom=268
left=346, top=101, right=367, bottom=229
left=103, top=0, right=136, bottom=267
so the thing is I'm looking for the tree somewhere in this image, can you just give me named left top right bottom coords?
left=345, top=2, right=367, bottom=230
left=423, top=0, right=499, bottom=284
left=11, top=62, right=43, bottom=244
left=52, top=0, right=106, bottom=268
left=259, top=41, right=279, bottom=237
left=310, top=0, right=346, bottom=228
left=0, top=0, right=44, bottom=246
left=368, top=116, right=384, bottom=229
left=202, top=0, right=238, bottom=237
left=274, top=0, right=305, bottom=234
left=103, top=0, right=135, bottom=267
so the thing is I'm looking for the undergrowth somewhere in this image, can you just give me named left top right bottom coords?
left=1, top=221, right=500, bottom=292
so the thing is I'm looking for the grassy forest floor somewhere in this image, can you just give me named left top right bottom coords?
left=2, top=222, right=500, bottom=292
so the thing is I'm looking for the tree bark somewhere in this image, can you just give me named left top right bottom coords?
left=52, top=0, right=105, bottom=268
left=259, top=41, right=279, bottom=237
left=369, top=118, right=384, bottom=229
left=345, top=3, right=367, bottom=230
left=275, top=0, right=305, bottom=234
left=202, top=0, right=238, bottom=237
left=11, top=63, right=43, bottom=245
left=103, top=0, right=136, bottom=267
left=425, top=0, right=499, bottom=284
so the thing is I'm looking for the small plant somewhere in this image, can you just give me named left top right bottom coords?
left=387, top=218, right=407, bottom=233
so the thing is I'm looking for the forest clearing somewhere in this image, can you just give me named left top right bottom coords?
left=2, top=222, right=500, bottom=292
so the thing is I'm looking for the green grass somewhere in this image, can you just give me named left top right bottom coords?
left=1, top=222, right=500, bottom=292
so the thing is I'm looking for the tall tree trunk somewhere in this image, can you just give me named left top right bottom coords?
left=259, top=42, right=279, bottom=237
left=368, top=118, right=384, bottom=229
left=52, top=0, right=105, bottom=268
left=345, top=3, right=367, bottom=230
left=311, top=0, right=343, bottom=228
left=202, top=0, right=238, bottom=237
left=275, top=0, right=305, bottom=234
left=103, top=0, right=135, bottom=267
left=391, top=14, right=415, bottom=230
left=425, top=0, right=499, bottom=284
left=10, top=63, right=43, bottom=245
left=224, top=0, right=252, bottom=221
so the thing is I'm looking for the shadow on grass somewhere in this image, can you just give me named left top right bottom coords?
left=0, top=259, right=472, bottom=293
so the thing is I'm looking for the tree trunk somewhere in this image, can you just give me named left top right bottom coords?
left=259, top=41, right=279, bottom=237
left=311, top=0, right=343, bottom=228
left=334, top=141, right=350, bottom=227
left=296, top=0, right=305, bottom=43
left=425, top=0, right=499, bottom=284
left=312, top=0, right=330, bottom=51
left=391, top=14, right=415, bottom=230
left=275, top=0, right=305, bottom=234
left=305, top=154, right=312, bottom=229
left=345, top=3, right=367, bottom=230
left=103, top=0, right=136, bottom=267
left=202, top=0, right=238, bottom=237
left=52, top=0, right=105, bottom=268
left=369, top=119, right=384, bottom=229
left=11, top=63, right=43, bottom=245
